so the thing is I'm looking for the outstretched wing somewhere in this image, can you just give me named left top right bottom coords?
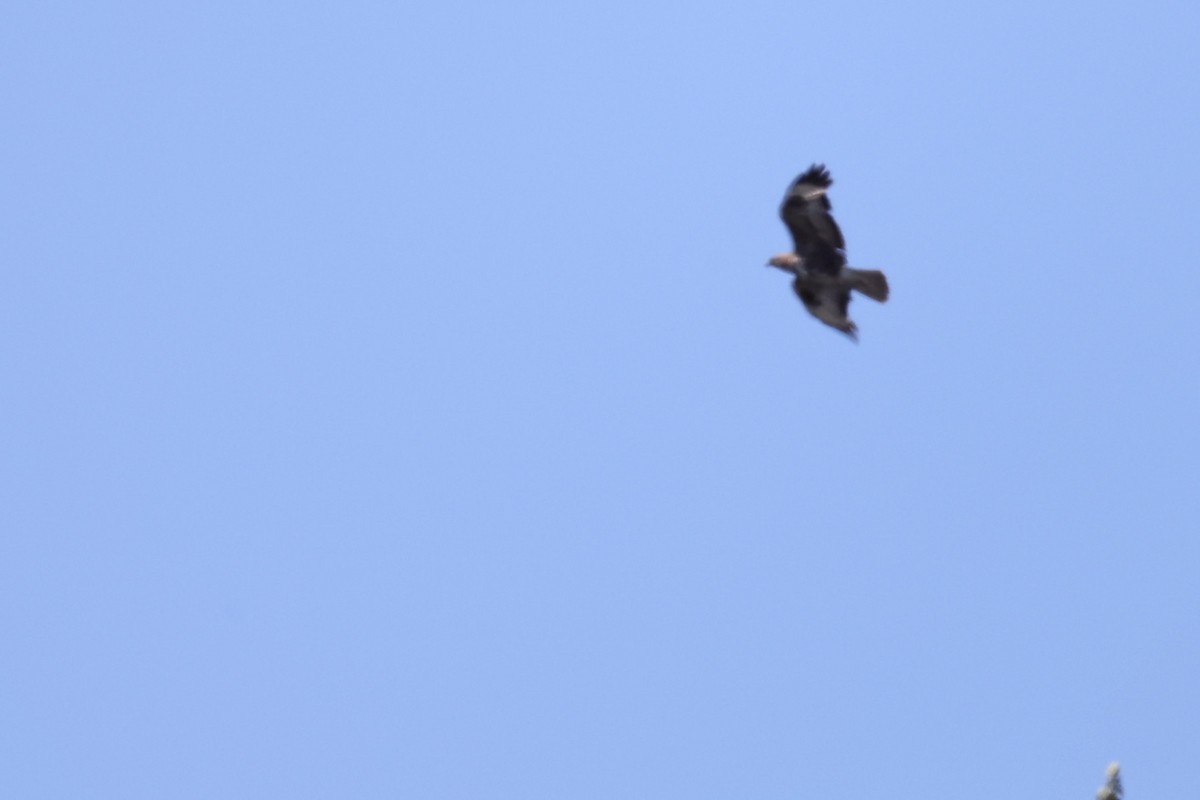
left=793, top=279, right=857, bottom=340
left=780, top=164, right=846, bottom=276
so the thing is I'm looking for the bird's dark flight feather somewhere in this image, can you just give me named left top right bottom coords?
left=779, top=164, right=846, bottom=276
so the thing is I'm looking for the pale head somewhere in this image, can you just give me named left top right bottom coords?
left=767, top=252, right=802, bottom=271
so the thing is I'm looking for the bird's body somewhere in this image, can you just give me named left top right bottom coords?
left=767, top=164, right=888, bottom=340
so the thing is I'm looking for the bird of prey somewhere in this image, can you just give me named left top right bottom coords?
left=767, top=164, right=888, bottom=340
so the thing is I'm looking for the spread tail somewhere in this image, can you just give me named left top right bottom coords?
left=845, top=268, right=889, bottom=303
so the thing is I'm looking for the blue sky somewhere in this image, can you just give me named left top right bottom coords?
left=3, top=1, right=1198, bottom=797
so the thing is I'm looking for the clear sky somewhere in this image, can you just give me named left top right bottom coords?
left=3, top=1, right=1198, bottom=797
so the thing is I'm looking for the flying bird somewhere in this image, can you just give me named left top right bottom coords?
left=767, top=164, right=888, bottom=340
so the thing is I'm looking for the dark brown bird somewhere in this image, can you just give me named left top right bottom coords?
left=767, top=164, right=888, bottom=340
